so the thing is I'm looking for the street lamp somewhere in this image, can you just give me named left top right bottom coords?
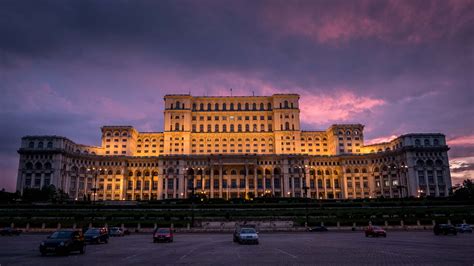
left=87, top=167, right=106, bottom=203
left=184, top=167, right=196, bottom=227
left=300, top=165, right=309, bottom=227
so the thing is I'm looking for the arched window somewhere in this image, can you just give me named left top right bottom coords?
left=176, top=101, right=180, bottom=109
left=106, top=132, right=112, bottom=137
left=38, top=142, right=43, bottom=149
left=424, top=139, right=430, bottom=146
left=26, top=162, right=33, bottom=170
left=260, top=103, right=264, bottom=110
left=47, top=142, right=53, bottom=148
left=267, top=103, right=271, bottom=110
left=245, top=103, right=249, bottom=110
left=252, top=103, right=257, bottom=110
left=207, top=103, right=211, bottom=110
left=44, top=162, right=52, bottom=169
left=231, top=170, right=237, bottom=175
left=28, top=142, right=34, bottom=148
left=223, top=103, right=227, bottom=110
left=108, top=169, right=113, bottom=175
left=215, top=103, right=219, bottom=111
left=35, top=162, right=42, bottom=170
left=285, top=122, right=290, bottom=130
left=230, top=124, right=234, bottom=132
left=238, top=124, right=242, bottom=132
left=284, top=101, right=289, bottom=108
left=200, top=103, right=204, bottom=110
left=230, top=103, right=234, bottom=110
left=415, top=139, right=421, bottom=146
left=245, top=124, right=250, bottom=131
left=237, top=103, right=241, bottom=110
left=116, top=170, right=121, bottom=175
left=433, top=139, right=439, bottom=146
left=192, top=103, right=197, bottom=111
left=175, top=123, right=180, bottom=131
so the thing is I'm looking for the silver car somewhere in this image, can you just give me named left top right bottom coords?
left=455, top=224, right=472, bottom=233
left=235, top=227, right=259, bottom=245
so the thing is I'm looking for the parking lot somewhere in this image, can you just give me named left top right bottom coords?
left=0, top=231, right=473, bottom=265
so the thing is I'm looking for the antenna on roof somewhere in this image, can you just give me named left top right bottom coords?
left=252, top=90, right=255, bottom=96
left=230, top=88, right=233, bottom=96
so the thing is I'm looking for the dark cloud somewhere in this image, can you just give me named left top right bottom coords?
left=1, top=0, right=473, bottom=190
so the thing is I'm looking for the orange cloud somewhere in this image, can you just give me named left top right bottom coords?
left=448, top=135, right=474, bottom=146
left=298, top=91, right=385, bottom=125
left=365, top=135, right=398, bottom=145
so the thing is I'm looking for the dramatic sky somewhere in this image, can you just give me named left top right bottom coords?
left=1, top=0, right=473, bottom=191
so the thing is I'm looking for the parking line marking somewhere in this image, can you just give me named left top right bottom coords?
left=179, top=247, right=198, bottom=260
left=122, top=254, right=139, bottom=260
left=275, top=248, right=297, bottom=259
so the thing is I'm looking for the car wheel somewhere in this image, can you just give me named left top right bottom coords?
left=80, top=245, right=85, bottom=254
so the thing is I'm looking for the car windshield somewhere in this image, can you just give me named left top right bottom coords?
left=241, top=228, right=256, bottom=234
left=372, top=226, right=381, bottom=230
left=157, top=229, right=170, bottom=233
left=49, top=231, right=73, bottom=239
left=85, top=229, right=100, bottom=234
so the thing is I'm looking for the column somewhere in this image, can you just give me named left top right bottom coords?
left=434, top=168, right=439, bottom=197
left=245, top=165, right=249, bottom=197
left=219, top=166, right=223, bottom=198
left=253, top=167, right=258, bottom=196
left=291, top=177, right=295, bottom=197
left=157, top=175, right=163, bottom=200
left=210, top=167, right=214, bottom=199
left=424, top=169, right=429, bottom=196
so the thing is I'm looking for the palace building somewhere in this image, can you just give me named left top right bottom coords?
left=16, top=94, right=452, bottom=200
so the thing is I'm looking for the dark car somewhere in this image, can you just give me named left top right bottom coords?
left=39, top=230, right=85, bottom=255
left=153, top=228, right=173, bottom=243
left=0, top=227, right=22, bottom=236
left=109, top=227, right=124, bottom=237
left=434, top=224, right=457, bottom=235
left=84, top=227, right=109, bottom=244
left=234, top=227, right=259, bottom=245
left=365, top=226, right=387, bottom=237
left=308, top=226, right=328, bottom=232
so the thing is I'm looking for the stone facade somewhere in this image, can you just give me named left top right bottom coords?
left=16, top=94, right=451, bottom=200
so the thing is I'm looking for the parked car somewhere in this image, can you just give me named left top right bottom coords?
left=455, top=224, right=472, bottom=233
left=434, top=224, right=457, bottom=235
left=234, top=227, right=259, bottom=245
left=0, top=227, right=22, bottom=236
left=308, top=226, right=328, bottom=232
left=39, top=230, right=85, bottom=255
left=84, top=227, right=109, bottom=244
left=109, top=227, right=124, bottom=237
left=365, top=226, right=387, bottom=237
left=233, top=224, right=257, bottom=242
left=153, top=228, right=173, bottom=243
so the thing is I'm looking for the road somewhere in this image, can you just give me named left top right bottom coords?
left=0, top=231, right=473, bottom=265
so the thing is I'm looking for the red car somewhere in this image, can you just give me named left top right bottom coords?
left=365, top=226, right=387, bottom=237
left=153, top=228, right=173, bottom=243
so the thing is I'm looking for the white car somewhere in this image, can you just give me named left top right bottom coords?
left=455, top=224, right=472, bottom=233
left=235, top=228, right=259, bottom=245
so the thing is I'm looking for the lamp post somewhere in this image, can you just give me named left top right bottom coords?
left=87, top=167, right=106, bottom=203
left=185, top=167, right=196, bottom=227
left=300, top=165, right=309, bottom=227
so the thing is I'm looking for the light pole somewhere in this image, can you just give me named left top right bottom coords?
left=185, top=167, right=196, bottom=227
left=300, top=165, right=309, bottom=227
left=87, top=167, right=106, bottom=203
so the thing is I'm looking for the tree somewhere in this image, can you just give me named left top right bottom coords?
left=452, top=179, right=474, bottom=201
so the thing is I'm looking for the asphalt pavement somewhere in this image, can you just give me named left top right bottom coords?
left=0, top=231, right=473, bottom=265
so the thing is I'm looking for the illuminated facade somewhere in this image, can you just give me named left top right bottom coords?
left=17, top=94, right=452, bottom=200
